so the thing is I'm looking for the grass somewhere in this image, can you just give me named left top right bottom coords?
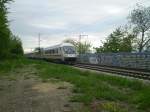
left=0, top=58, right=150, bottom=112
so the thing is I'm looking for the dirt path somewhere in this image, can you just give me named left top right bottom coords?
left=0, top=65, right=81, bottom=112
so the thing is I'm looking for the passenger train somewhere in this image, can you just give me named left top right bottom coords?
left=27, top=43, right=77, bottom=64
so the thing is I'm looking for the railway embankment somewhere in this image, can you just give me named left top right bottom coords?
left=0, top=59, right=150, bottom=112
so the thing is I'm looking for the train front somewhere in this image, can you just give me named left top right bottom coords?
left=62, top=44, right=77, bottom=64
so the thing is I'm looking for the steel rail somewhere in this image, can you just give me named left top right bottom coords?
left=73, top=63, right=150, bottom=80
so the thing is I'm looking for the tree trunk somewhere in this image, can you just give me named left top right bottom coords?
left=139, top=30, right=145, bottom=52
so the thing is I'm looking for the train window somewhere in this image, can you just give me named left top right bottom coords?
left=45, top=48, right=60, bottom=54
left=46, top=50, right=51, bottom=54
left=46, top=50, right=48, bottom=54
left=63, top=46, right=76, bottom=54
left=56, top=49, right=58, bottom=54
left=50, top=50, right=52, bottom=54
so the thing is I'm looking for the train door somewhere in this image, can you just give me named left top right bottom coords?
left=59, top=47, right=64, bottom=61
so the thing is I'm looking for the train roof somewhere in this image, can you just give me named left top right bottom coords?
left=44, top=43, right=74, bottom=50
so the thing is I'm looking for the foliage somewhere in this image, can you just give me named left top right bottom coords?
left=95, top=27, right=135, bottom=53
left=63, top=38, right=92, bottom=53
left=128, top=4, right=150, bottom=52
left=36, top=61, right=150, bottom=112
left=63, top=38, right=77, bottom=47
left=0, top=59, right=150, bottom=112
left=0, top=0, right=12, bottom=58
left=78, top=41, right=91, bottom=54
left=10, top=35, right=24, bottom=55
left=2, top=58, right=150, bottom=111
left=96, top=4, right=150, bottom=53
left=0, top=0, right=23, bottom=59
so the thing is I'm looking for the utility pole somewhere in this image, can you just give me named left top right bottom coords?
left=79, top=35, right=81, bottom=54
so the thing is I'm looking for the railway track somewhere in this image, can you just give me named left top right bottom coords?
left=73, top=63, right=150, bottom=80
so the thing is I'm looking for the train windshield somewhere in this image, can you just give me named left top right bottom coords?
left=63, top=46, right=76, bottom=54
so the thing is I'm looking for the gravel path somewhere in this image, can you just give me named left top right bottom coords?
left=0, top=65, right=79, bottom=112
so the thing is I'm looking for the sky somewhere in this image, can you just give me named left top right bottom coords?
left=8, top=0, right=150, bottom=53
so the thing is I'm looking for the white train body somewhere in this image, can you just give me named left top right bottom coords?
left=29, top=43, right=77, bottom=63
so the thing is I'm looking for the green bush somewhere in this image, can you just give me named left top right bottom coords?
left=0, top=0, right=23, bottom=60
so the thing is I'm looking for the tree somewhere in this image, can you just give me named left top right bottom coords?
left=0, top=0, right=12, bottom=58
left=10, top=35, right=24, bottom=55
left=0, top=0, right=24, bottom=59
left=94, top=27, right=135, bottom=53
left=145, top=32, right=150, bottom=52
left=63, top=38, right=78, bottom=47
left=106, top=29, right=123, bottom=52
left=63, top=38, right=91, bottom=54
left=120, top=34, right=134, bottom=52
left=79, top=41, right=91, bottom=54
left=95, top=28, right=123, bottom=53
left=128, top=4, right=150, bottom=52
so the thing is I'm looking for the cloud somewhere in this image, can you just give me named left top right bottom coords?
left=8, top=0, right=150, bottom=52
left=31, top=22, right=68, bottom=30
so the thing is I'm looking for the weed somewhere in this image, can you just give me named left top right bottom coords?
left=1, top=59, right=150, bottom=112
